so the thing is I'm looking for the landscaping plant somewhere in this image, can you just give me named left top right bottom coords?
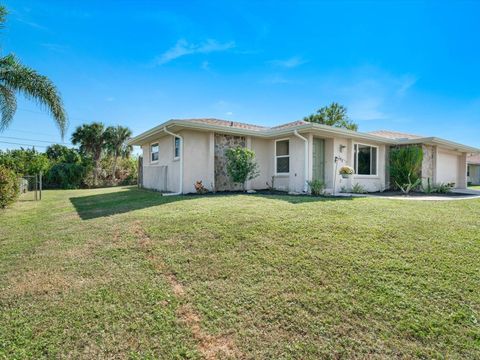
left=389, top=146, right=423, bottom=194
left=307, top=179, right=325, bottom=196
left=0, top=165, right=19, bottom=208
left=434, top=182, right=455, bottom=194
left=351, top=183, right=367, bottom=194
left=225, top=146, right=259, bottom=191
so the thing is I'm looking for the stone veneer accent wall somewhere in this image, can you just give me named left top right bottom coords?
left=214, top=134, right=246, bottom=191
left=421, top=144, right=435, bottom=185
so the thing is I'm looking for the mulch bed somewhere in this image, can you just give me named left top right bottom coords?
left=370, top=191, right=477, bottom=198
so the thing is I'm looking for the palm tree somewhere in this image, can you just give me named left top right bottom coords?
left=104, top=125, right=132, bottom=181
left=0, top=6, right=67, bottom=137
left=71, top=123, right=106, bottom=186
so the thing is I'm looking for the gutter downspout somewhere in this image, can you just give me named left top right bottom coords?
left=293, top=130, right=309, bottom=193
left=163, top=127, right=183, bottom=196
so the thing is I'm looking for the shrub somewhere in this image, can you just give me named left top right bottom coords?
left=307, top=179, right=325, bottom=196
left=44, top=163, right=87, bottom=189
left=390, top=146, right=423, bottom=194
left=266, top=176, right=275, bottom=193
left=0, top=166, right=19, bottom=208
left=434, top=182, right=454, bottom=194
left=225, top=147, right=259, bottom=190
left=351, top=183, right=367, bottom=194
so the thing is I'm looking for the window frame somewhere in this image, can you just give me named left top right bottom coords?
left=353, top=142, right=379, bottom=177
left=150, top=142, right=159, bottom=163
left=173, top=136, right=181, bottom=161
left=275, top=138, right=290, bottom=175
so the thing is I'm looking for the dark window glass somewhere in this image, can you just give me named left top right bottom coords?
left=355, top=144, right=377, bottom=175
left=276, top=157, right=290, bottom=173
left=174, top=137, right=180, bottom=158
left=151, top=143, right=159, bottom=162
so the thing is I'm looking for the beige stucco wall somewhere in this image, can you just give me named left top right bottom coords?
left=182, top=130, right=215, bottom=194
left=141, top=135, right=180, bottom=192
left=141, top=129, right=389, bottom=194
left=324, top=137, right=386, bottom=193
left=249, top=137, right=273, bottom=189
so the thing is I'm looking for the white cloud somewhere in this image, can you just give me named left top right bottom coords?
left=396, top=75, right=417, bottom=96
left=155, top=39, right=235, bottom=65
left=269, top=56, right=307, bottom=68
left=261, top=74, right=290, bottom=84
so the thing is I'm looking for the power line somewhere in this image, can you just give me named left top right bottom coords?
left=17, top=107, right=90, bottom=123
left=4, top=127, right=64, bottom=138
left=0, top=136, right=72, bottom=145
left=0, top=140, right=49, bottom=148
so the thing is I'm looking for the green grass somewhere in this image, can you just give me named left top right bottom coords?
left=469, top=185, right=480, bottom=190
left=1, top=186, right=480, bottom=359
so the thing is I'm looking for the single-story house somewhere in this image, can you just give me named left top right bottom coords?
left=128, top=118, right=480, bottom=194
left=467, top=154, right=480, bottom=185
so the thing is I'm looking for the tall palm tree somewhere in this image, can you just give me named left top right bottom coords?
left=0, top=6, right=67, bottom=137
left=71, top=122, right=106, bottom=186
left=104, top=125, right=132, bottom=181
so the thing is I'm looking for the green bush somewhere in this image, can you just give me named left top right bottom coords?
left=44, top=163, right=87, bottom=189
left=390, top=146, right=423, bottom=194
left=0, top=166, right=19, bottom=208
left=225, top=147, right=259, bottom=190
left=0, top=148, right=51, bottom=176
left=434, top=182, right=454, bottom=194
left=307, top=179, right=325, bottom=196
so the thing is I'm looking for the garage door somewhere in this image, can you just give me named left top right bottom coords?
left=436, top=151, right=459, bottom=186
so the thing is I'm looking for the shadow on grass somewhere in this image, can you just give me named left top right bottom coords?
left=70, top=187, right=354, bottom=220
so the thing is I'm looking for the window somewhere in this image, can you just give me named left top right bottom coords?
left=174, top=137, right=180, bottom=160
left=150, top=143, right=159, bottom=162
left=275, top=139, right=290, bottom=174
left=354, top=143, right=377, bottom=175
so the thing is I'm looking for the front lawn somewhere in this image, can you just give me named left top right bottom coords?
left=1, top=187, right=479, bottom=358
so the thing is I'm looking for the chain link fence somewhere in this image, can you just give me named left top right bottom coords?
left=19, top=173, right=42, bottom=201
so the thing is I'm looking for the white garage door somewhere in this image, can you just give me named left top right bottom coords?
left=436, top=151, right=459, bottom=186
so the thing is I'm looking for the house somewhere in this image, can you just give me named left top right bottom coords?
left=467, top=154, right=480, bottom=185
left=128, top=118, right=480, bottom=194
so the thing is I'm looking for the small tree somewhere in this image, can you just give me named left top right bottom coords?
left=304, top=102, right=358, bottom=131
left=225, top=147, right=259, bottom=191
left=390, top=146, right=423, bottom=194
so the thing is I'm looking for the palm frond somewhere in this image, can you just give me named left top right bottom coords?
left=0, top=54, right=67, bottom=137
left=0, top=84, right=17, bottom=131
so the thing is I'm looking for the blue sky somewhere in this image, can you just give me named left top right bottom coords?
left=1, top=0, right=480, bottom=151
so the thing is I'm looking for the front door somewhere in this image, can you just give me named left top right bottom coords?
left=312, top=138, right=325, bottom=181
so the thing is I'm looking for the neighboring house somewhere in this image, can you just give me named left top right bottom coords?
left=128, top=118, right=480, bottom=194
left=467, top=154, right=480, bottom=185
